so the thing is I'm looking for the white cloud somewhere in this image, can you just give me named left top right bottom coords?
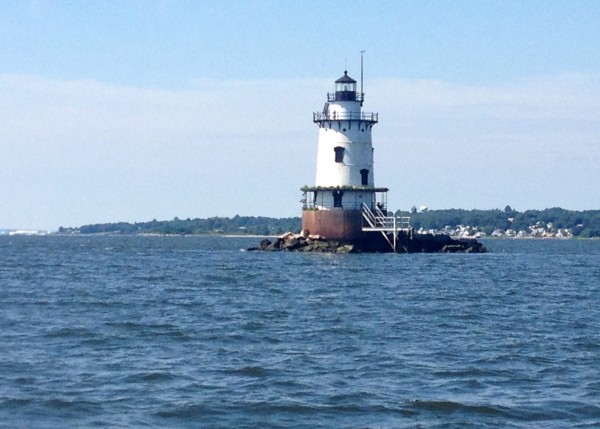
left=369, top=73, right=600, bottom=212
left=1, top=73, right=599, bottom=229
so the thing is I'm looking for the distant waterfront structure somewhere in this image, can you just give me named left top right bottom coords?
left=1, top=230, right=48, bottom=236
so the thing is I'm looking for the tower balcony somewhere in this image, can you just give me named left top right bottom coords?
left=300, top=185, right=389, bottom=210
left=313, top=111, right=378, bottom=124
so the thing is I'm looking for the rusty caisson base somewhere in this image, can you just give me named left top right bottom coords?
left=301, top=209, right=368, bottom=242
left=248, top=210, right=488, bottom=253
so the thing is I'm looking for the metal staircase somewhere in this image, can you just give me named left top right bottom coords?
left=362, top=203, right=411, bottom=252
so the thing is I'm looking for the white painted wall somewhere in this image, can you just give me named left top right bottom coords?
left=314, top=126, right=375, bottom=186
left=314, top=99, right=376, bottom=187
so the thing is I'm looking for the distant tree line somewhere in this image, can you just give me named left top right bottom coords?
left=59, top=215, right=301, bottom=236
left=395, top=206, right=600, bottom=238
left=58, top=207, right=600, bottom=237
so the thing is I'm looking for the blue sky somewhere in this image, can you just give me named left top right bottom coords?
left=2, top=0, right=600, bottom=230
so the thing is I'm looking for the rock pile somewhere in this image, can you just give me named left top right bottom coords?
left=248, top=231, right=356, bottom=253
left=410, top=232, right=488, bottom=253
left=248, top=230, right=487, bottom=253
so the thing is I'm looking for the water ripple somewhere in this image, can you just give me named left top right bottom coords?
left=1, top=236, right=599, bottom=428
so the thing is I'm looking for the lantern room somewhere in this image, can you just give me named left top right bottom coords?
left=333, top=71, right=357, bottom=101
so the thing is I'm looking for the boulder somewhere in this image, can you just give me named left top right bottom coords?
left=282, top=237, right=302, bottom=250
left=335, top=244, right=355, bottom=253
left=258, top=239, right=272, bottom=250
left=442, top=244, right=465, bottom=253
left=311, top=240, right=331, bottom=249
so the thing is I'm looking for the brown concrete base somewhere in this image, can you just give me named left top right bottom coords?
left=301, top=209, right=369, bottom=242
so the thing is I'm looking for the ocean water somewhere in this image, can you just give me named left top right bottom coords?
left=1, top=236, right=599, bottom=428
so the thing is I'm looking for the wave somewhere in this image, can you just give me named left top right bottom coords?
left=408, top=399, right=510, bottom=417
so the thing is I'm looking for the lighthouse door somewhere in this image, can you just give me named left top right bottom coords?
left=332, top=190, right=344, bottom=208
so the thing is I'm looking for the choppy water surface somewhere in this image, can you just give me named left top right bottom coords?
left=1, top=236, right=599, bottom=428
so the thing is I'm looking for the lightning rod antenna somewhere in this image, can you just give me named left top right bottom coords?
left=360, top=50, right=365, bottom=106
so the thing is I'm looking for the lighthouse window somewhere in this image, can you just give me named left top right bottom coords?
left=334, top=146, right=344, bottom=163
left=360, top=169, right=369, bottom=186
left=336, top=82, right=356, bottom=92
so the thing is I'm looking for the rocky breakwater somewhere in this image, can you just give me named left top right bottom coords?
left=248, top=232, right=357, bottom=253
left=407, top=231, right=487, bottom=253
left=248, top=230, right=487, bottom=253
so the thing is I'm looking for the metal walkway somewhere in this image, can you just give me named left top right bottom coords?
left=362, top=203, right=411, bottom=252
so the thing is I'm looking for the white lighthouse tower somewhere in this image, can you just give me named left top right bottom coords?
left=302, top=69, right=390, bottom=243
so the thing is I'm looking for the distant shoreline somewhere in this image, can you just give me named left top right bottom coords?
left=7, top=207, right=600, bottom=238
left=3, top=232, right=599, bottom=241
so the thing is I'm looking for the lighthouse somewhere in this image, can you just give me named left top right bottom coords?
left=301, top=70, right=391, bottom=243
left=251, top=66, right=487, bottom=253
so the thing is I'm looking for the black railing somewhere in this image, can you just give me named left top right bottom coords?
left=302, top=201, right=367, bottom=210
left=327, top=92, right=364, bottom=102
left=313, top=111, right=378, bottom=123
